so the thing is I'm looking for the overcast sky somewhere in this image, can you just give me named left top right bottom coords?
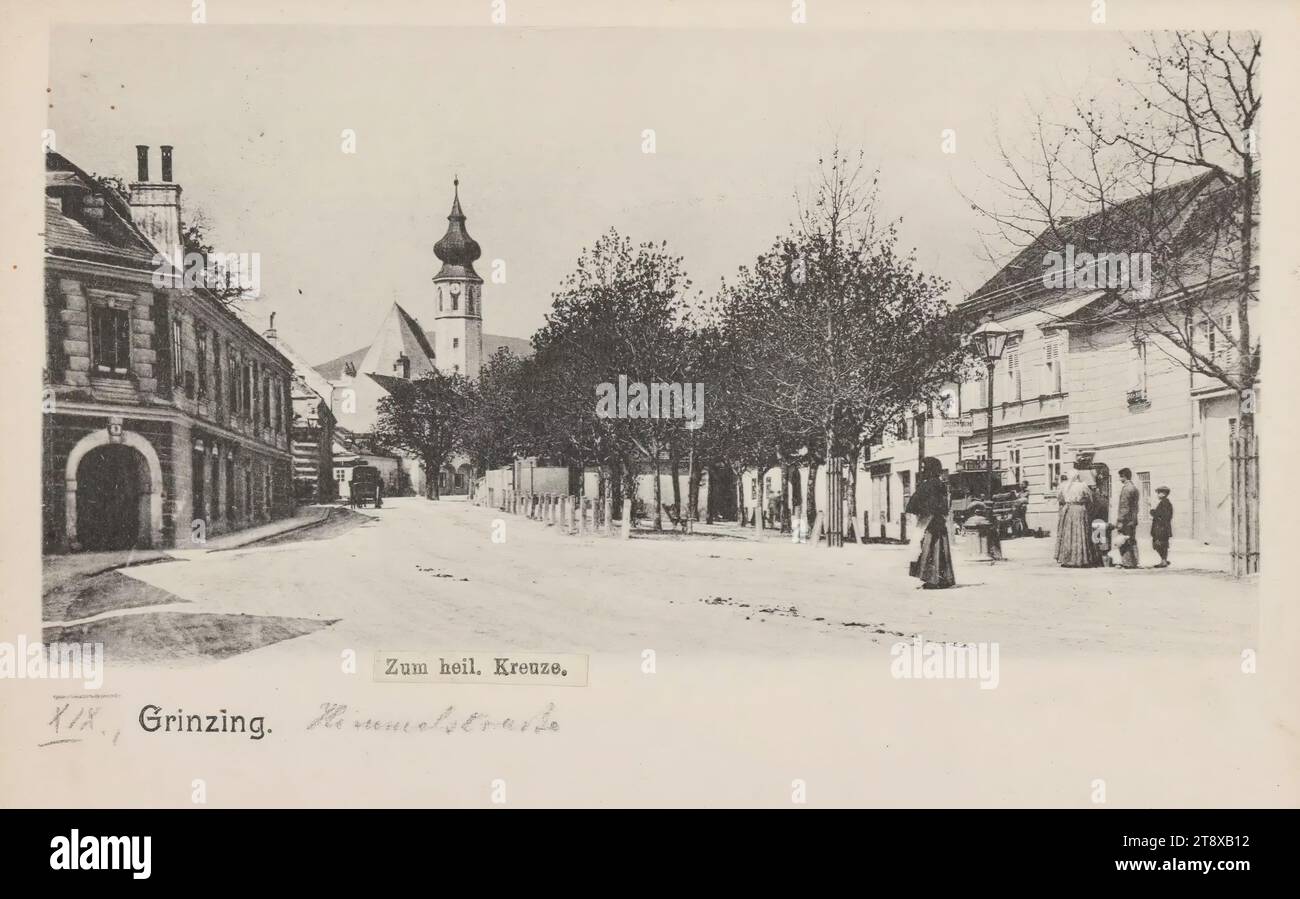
left=49, top=25, right=1137, bottom=364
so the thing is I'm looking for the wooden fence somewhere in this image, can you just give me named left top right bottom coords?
left=487, top=489, right=631, bottom=539
left=1230, top=431, right=1260, bottom=577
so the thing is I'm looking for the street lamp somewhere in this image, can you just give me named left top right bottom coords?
left=970, top=319, right=1012, bottom=561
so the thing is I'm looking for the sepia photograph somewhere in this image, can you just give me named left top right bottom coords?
left=0, top=0, right=1296, bottom=871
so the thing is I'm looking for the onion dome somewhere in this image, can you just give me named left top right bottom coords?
left=433, top=177, right=482, bottom=281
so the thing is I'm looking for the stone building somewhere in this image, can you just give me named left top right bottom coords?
left=247, top=311, right=337, bottom=505
left=42, top=147, right=295, bottom=552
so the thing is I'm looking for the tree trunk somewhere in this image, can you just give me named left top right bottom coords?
left=1234, top=153, right=1259, bottom=575
left=789, top=460, right=803, bottom=516
left=688, top=459, right=703, bottom=528
left=845, top=447, right=861, bottom=543
left=622, top=457, right=637, bottom=523
left=598, top=464, right=611, bottom=508
left=733, top=465, right=746, bottom=525
left=670, top=449, right=682, bottom=525
left=780, top=462, right=797, bottom=533
left=824, top=429, right=843, bottom=548
left=805, top=459, right=820, bottom=524
left=651, top=451, right=663, bottom=531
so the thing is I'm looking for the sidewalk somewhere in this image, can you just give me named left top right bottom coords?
left=594, top=514, right=1233, bottom=573
left=41, top=548, right=175, bottom=596
left=42, top=504, right=336, bottom=593
left=202, top=504, right=334, bottom=552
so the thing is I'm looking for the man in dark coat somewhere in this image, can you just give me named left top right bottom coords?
left=1116, top=467, right=1141, bottom=569
left=1150, top=486, right=1173, bottom=568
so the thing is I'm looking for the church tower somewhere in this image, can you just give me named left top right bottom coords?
left=432, top=178, right=484, bottom=380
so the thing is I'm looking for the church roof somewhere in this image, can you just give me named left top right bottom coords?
left=315, top=330, right=531, bottom=381
left=353, top=303, right=439, bottom=380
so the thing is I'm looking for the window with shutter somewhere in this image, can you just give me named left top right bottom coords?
left=1044, top=336, right=1064, bottom=394
left=1218, top=313, right=1234, bottom=363
left=1006, top=345, right=1021, bottom=402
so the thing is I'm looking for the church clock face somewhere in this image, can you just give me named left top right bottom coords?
left=449, top=283, right=461, bottom=298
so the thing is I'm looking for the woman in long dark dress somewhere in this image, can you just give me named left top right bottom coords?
left=906, top=459, right=955, bottom=589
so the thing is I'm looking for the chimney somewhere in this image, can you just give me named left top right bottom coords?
left=127, top=145, right=183, bottom=273
left=263, top=312, right=278, bottom=345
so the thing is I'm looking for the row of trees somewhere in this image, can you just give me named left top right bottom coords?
left=374, top=147, right=971, bottom=539
left=371, top=32, right=1259, bottom=570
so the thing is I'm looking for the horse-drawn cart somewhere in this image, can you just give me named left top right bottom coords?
left=348, top=464, right=384, bottom=509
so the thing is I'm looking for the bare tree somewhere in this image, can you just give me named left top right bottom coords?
left=969, top=31, right=1260, bottom=571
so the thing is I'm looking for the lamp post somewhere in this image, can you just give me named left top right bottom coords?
left=970, top=319, right=1012, bottom=561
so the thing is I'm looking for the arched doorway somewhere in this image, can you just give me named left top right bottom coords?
left=65, top=425, right=164, bottom=551
left=75, top=444, right=150, bottom=550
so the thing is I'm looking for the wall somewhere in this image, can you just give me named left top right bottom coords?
left=1068, top=324, right=1196, bottom=538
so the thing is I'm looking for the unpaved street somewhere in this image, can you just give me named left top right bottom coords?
left=63, top=496, right=1257, bottom=666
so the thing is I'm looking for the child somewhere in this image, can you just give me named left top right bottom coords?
left=1091, top=518, right=1115, bottom=567
left=1151, top=487, right=1173, bottom=568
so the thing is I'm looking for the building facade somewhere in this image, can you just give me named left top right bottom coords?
left=858, top=172, right=1256, bottom=548
left=43, top=148, right=295, bottom=553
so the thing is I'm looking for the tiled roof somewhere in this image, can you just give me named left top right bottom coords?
left=964, top=171, right=1221, bottom=310
left=44, top=152, right=161, bottom=269
left=44, top=200, right=158, bottom=270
